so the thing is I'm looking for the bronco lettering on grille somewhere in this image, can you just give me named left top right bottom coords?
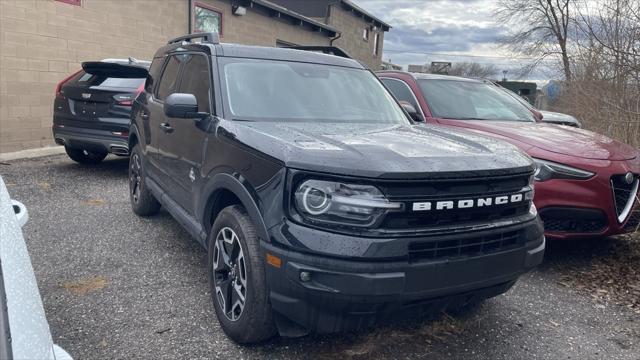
left=412, top=193, right=525, bottom=212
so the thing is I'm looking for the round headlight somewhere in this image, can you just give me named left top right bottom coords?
left=302, top=186, right=331, bottom=215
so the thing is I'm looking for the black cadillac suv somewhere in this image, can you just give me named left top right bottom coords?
left=129, top=33, right=545, bottom=344
left=52, top=58, right=149, bottom=163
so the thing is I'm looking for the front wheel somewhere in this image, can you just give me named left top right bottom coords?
left=64, top=146, right=107, bottom=164
left=208, top=205, right=276, bottom=344
left=129, top=144, right=160, bottom=216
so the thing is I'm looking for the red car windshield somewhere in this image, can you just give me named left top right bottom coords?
left=418, top=79, right=536, bottom=122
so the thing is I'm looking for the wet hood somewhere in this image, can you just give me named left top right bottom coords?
left=443, top=121, right=638, bottom=161
left=224, top=121, right=533, bottom=179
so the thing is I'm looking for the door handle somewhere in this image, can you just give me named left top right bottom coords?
left=141, top=113, right=149, bottom=120
left=159, top=123, right=174, bottom=133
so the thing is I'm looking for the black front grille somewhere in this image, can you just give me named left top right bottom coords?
left=540, top=207, right=607, bottom=233
left=611, top=174, right=639, bottom=220
left=408, top=230, right=522, bottom=261
left=377, top=173, right=533, bottom=232
left=383, top=203, right=530, bottom=229
left=378, top=173, right=530, bottom=199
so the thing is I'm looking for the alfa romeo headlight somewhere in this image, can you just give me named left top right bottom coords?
left=293, top=179, right=401, bottom=227
left=533, top=159, right=594, bottom=182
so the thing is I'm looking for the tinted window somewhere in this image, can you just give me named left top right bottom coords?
left=221, top=58, right=408, bottom=124
left=418, top=79, right=535, bottom=122
left=156, top=56, right=181, bottom=100
left=146, top=58, right=165, bottom=93
left=71, top=71, right=144, bottom=89
left=178, top=55, right=211, bottom=112
left=382, top=78, right=419, bottom=109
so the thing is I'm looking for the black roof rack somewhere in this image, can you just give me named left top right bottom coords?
left=284, top=46, right=352, bottom=59
left=168, top=32, right=220, bottom=45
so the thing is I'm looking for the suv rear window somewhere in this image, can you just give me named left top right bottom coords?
left=72, top=71, right=145, bottom=89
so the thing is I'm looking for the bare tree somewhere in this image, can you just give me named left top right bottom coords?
left=447, top=62, right=499, bottom=78
left=496, top=0, right=574, bottom=81
left=554, top=0, right=640, bottom=146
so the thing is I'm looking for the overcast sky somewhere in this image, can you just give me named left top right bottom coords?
left=356, top=0, right=557, bottom=80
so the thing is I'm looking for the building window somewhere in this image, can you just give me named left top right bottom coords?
left=363, top=28, right=369, bottom=41
left=193, top=2, right=223, bottom=36
left=373, top=33, right=380, bottom=57
left=55, top=0, right=81, bottom=5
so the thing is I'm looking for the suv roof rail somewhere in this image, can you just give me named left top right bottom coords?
left=168, top=32, right=220, bottom=45
left=284, top=46, right=352, bottom=59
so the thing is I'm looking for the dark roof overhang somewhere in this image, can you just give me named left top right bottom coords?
left=247, top=0, right=339, bottom=37
left=340, top=0, right=391, bottom=31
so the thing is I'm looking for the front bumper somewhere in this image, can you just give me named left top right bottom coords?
left=533, top=161, right=640, bottom=239
left=263, top=218, right=544, bottom=335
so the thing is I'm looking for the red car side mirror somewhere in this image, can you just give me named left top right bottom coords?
left=531, top=109, right=544, bottom=122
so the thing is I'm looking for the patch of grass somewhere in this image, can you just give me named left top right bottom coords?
left=558, top=233, right=640, bottom=315
left=80, top=198, right=107, bottom=205
left=313, top=312, right=466, bottom=360
left=62, top=276, right=108, bottom=295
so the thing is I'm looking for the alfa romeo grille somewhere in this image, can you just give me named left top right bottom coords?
left=611, top=174, right=640, bottom=223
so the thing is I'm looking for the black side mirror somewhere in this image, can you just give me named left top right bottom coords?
left=164, top=93, right=207, bottom=119
left=399, top=101, right=424, bottom=122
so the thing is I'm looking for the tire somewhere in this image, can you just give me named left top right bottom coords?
left=65, top=146, right=107, bottom=164
left=129, top=144, right=160, bottom=216
left=208, top=205, right=276, bottom=344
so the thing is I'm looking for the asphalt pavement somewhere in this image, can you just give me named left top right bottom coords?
left=1, top=154, right=638, bottom=359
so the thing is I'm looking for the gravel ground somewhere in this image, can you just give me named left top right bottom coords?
left=1, top=154, right=639, bottom=360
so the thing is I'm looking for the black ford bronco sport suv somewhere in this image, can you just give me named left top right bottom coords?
left=129, top=33, right=545, bottom=344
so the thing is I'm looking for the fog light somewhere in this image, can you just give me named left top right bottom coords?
left=299, top=271, right=311, bottom=282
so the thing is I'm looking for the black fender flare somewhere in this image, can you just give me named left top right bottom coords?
left=128, top=123, right=140, bottom=148
left=197, top=173, right=270, bottom=243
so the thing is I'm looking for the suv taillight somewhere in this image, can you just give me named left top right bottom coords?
left=114, top=84, right=145, bottom=107
left=55, top=69, right=82, bottom=97
left=135, top=82, right=145, bottom=97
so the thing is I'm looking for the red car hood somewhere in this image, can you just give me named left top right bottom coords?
left=439, top=120, right=638, bottom=161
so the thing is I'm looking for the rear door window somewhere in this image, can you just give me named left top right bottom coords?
left=155, top=56, right=182, bottom=100
left=177, top=54, right=211, bottom=113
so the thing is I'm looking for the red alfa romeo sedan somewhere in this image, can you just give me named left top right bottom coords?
left=378, top=71, right=640, bottom=240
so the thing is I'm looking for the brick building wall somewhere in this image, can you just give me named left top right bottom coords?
left=0, top=0, right=380, bottom=153
left=323, top=5, right=384, bottom=70
left=0, top=0, right=188, bottom=153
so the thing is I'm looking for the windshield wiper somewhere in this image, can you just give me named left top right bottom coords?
left=443, top=117, right=491, bottom=120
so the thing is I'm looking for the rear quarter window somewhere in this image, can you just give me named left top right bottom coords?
left=155, top=56, right=182, bottom=100
left=146, top=58, right=165, bottom=93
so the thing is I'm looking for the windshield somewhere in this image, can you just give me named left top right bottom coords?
left=418, top=79, right=536, bottom=122
left=221, top=58, right=409, bottom=124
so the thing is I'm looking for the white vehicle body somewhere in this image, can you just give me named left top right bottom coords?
left=0, top=176, right=72, bottom=360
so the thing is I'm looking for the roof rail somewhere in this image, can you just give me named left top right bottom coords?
left=284, top=46, right=352, bottom=59
left=168, top=32, right=220, bottom=45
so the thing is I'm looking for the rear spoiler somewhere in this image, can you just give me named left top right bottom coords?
left=81, top=61, right=149, bottom=78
